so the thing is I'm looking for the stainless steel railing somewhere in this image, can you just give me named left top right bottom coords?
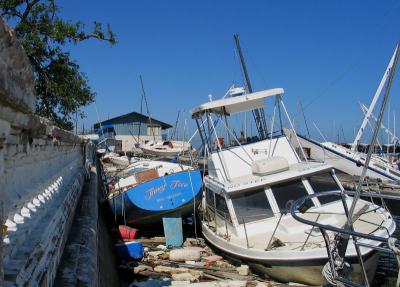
left=290, top=190, right=400, bottom=287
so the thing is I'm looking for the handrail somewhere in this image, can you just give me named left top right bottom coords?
left=266, top=213, right=283, bottom=250
left=290, top=190, right=400, bottom=244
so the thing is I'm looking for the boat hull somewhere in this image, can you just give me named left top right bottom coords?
left=202, top=223, right=380, bottom=285
left=140, top=146, right=183, bottom=157
left=294, top=133, right=399, bottom=182
left=108, top=170, right=202, bottom=226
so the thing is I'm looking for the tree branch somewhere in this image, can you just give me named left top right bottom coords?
left=21, top=0, right=40, bottom=22
left=72, top=33, right=113, bottom=42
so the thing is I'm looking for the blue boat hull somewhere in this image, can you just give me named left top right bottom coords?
left=108, top=169, right=202, bottom=226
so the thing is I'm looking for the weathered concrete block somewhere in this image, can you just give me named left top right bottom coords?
left=0, top=17, right=35, bottom=113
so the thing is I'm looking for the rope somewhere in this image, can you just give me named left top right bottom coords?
left=187, top=170, right=198, bottom=239
left=322, top=261, right=338, bottom=286
left=122, top=191, right=126, bottom=226
left=322, top=261, right=348, bottom=287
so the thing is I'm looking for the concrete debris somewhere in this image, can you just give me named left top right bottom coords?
left=154, top=265, right=189, bottom=274
left=169, top=247, right=202, bottom=262
left=133, top=264, right=153, bottom=274
left=156, top=244, right=168, bottom=250
left=203, top=255, right=223, bottom=263
left=171, top=272, right=200, bottom=282
left=148, top=250, right=165, bottom=258
left=236, top=265, right=249, bottom=276
left=185, top=260, right=197, bottom=265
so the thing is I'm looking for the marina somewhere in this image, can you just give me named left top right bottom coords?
left=1, top=1, right=400, bottom=287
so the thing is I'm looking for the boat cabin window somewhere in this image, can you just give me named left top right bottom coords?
left=215, top=193, right=232, bottom=223
left=271, top=180, right=314, bottom=213
left=231, top=188, right=273, bottom=224
left=205, top=188, right=216, bottom=221
left=205, top=188, right=215, bottom=208
left=307, top=173, right=340, bottom=204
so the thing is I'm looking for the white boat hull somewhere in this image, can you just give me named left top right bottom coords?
left=202, top=223, right=380, bottom=285
left=293, top=133, right=400, bottom=183
left=140, top=140, right=193, bottom=157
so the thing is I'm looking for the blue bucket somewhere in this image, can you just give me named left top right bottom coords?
left=115, top=241, right=143, bottom=260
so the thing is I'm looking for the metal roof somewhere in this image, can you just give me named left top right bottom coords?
left=94, top=111, right=172, bottom=130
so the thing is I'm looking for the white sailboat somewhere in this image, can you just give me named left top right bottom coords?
left=191, top=87, right=396, bottom=285
left=136, top=76, right=194, bottom=157
left=139, top=139, right=194, bottom=157
left=288, top=45, right=400, bottom=183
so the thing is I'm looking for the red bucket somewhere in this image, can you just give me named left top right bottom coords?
left=118, top=225, right=138, bottom=240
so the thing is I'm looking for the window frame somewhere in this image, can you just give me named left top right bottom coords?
left=215, top=193, right=232, bottom=223
left=268, top=178, right=317, bottom=214
left=204, top=188, right=216, bottom=222
left=230, top=187, right=275, bottom=225
left=306, top=172, right=342, bottom=206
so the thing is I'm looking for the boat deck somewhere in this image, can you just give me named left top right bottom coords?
left=215, top=201, right=390, bottom=253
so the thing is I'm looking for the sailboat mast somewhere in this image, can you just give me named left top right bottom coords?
left=351, top=46, right=398, bottom=152
left=140, top=75, right=156, bottom=142
left=234, top=34, right=268, bottom=140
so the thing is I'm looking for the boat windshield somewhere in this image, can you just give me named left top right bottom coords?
left=271, top=180, right=314, bottom=213
left=231, top=188, right=274, bottom=224
left=307, top=173, right=340, bottom=204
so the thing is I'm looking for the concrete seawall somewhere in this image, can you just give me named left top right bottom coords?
left=0, top=16, right=118, bottom=286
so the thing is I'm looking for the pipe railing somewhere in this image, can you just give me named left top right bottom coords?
left=291, top=190, right=399, bottom=244
left=290, top=190, right=400, bottom=287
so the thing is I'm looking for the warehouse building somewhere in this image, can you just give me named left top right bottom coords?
left=94, top=112, right=172, bottom=152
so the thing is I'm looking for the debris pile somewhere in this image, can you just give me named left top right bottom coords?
left=119, top=237, right=274, bottom=286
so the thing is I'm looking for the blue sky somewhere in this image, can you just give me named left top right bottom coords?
left=58, top=0, right=400, bottom=143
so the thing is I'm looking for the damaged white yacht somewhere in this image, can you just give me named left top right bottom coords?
left=191, top=87, right=396, bottom=285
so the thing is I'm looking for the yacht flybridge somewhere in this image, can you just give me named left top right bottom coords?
left=191, top=88, right=396, bottom=285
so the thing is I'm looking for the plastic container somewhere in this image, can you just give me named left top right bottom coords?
left=115, top=241, right=143, bottom=260
left=118, top=225, right=139, bottom=240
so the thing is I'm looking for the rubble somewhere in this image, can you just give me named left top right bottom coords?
left=169, top=247, right=202, bottom=262
left=117, top=236, right=281, bottom=286
left=236, top=265, right=249, bottom=276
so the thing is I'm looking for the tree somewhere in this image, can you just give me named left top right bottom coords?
left=0, top=0, right=116, bottom=130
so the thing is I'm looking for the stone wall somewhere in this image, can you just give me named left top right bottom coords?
left=0, top=17, right=93, bottom=286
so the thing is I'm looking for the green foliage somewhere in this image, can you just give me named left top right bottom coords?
left=0, top=0, right=116, bottom=130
